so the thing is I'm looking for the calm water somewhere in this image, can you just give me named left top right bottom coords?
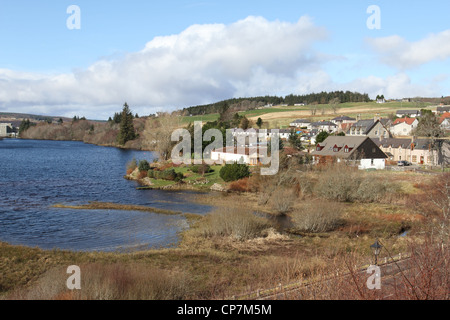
left=0, top=139, right=212, bottom=252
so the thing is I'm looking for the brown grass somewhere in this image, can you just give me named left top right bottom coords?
left=52, top=202, right=182, bottom=215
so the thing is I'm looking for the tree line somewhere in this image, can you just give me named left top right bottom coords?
left=182, top=91, right=370, bottom=116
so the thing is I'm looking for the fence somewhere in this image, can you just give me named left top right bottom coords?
left=228, top=252, right=410, bottom=300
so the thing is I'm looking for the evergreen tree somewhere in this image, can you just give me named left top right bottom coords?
left=288, top=129, right=304, bottom=151
left=256, top=117, right=263, bottom=129
left=315, top=131, right=330, bottom=143
left=117, top=102, right=136, bottom=145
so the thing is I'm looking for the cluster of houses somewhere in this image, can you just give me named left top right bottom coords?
left=210, top=106, right=450, bottom=170
left=0, top=123, right=19, bottom=138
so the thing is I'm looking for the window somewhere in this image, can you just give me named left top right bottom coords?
left=412, top=155, right=417, bottom=163
left=344, top=147, right=349, bottom=153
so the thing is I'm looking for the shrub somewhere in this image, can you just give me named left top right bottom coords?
left=138, top=160, right=151, bottom=172
left=228, top=178, right=249, bottom=192
left=191, top=164, right=211, bottom=175
left=314, top=164, right=362, bottom=202
left=198, top=207, right=272, bottom=240
left=291, top=201, right=343, bottom=233
left=269, top=187, right=297, bottom=214
left=152, top=169, right=183, bottom=182
left=147, top=170, right=154, bottom=178
left=137, top=170, right=148, bottom=179
left=219, top=163, right=251, bottom=182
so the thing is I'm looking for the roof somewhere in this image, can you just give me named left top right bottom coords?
left=396, top=110, right=421, bottom=114
left=291, top=119, right=311, bottom=123
left=332, top=116, right=356, bottom=121
left=212, top=146, right=268, bottom=156
left=311, top=121, right=337, bottom=127
left=311, top=136, right=387, bottom=159
left=439, top=112, right=450, bottom=123
left=437, top=106, right=450, bottom=112
left=371, top=138, right=412, bottom=149
left=393, top=117, right=417, bottom=126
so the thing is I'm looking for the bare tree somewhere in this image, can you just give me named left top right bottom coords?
left=329, top=98, right=340, bottom=114
left=144, top=114, right=183, bottom=161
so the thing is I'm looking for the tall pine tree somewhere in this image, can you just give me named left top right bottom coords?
left=117, top=102, right=136, bottom=145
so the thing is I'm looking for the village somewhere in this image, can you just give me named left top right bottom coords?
left=211, top=104, right=450, bottom=171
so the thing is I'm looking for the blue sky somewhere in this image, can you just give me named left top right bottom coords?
left=1, top=0, right=450, bottom=119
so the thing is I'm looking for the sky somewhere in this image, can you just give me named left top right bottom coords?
left=1, top=0, right=450, bottom=120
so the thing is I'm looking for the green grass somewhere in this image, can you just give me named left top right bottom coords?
left=180, top=101, right=434, bottom=126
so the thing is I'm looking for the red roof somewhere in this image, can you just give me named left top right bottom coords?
left=393, top=117, right=417, bottom=125
left=439, top=112, right=450, bottom=123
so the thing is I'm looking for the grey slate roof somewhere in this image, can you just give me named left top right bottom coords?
left=312, top=136, right=387, bottom=159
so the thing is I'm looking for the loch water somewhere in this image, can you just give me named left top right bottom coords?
left=0, top=139, right=213, bottom=252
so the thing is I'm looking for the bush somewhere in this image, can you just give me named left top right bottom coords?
left=191, top=164, right=211, bottom=175
left=219, top=163, right=251, bottom=182
left=152, top=169, right=184, bottom=182
left=198, top=207, right=272, bottom=240
left=291, top=201, right=343, bottom=233
left=228, top=178, right=249, bottom=192
left=315, top=164, right=362, bottom=202
left=138, top=160, right=151, bottom=172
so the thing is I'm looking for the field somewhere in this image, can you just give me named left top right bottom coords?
left=181, top=101, right=434, bottom=128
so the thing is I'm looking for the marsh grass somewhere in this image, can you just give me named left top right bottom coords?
left=193, top=207, right=273, bottom=241
left=52, top=202, right=182, bottom=215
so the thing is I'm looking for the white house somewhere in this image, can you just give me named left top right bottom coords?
left=310, top=121, right=338, bottom=133
left=210, top=147, right=267, bottom=166
left=396, top=110, right=421, bottom=118
left=289, top=119, right=311, bottom=128
left=391, top=117, right=419, bottom=136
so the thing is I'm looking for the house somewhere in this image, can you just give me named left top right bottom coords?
left=0, top=123, right=16, bottom=137
left=331, top=115, right=357, bottom=133
left=230, top=128, right=291, bottom=143
left=391, top=117, right=419, bottom=136
left=371, top=138, right=450, bottom=166
left=376, top=98, right=386, bottom=104
left=330, top=115, right=356, bottom=125
left=310, top=121, right=338, bottom=133
left=347, top=118, right=391, bottom=139
left=289, top=119, right=311, bottom=129
left=311, top=136, right=387, bottom=170
left=211, top=146, right=267, bottom=166
left=436, top=106, right=450, bottom=115
left=396, top=110, right=421, bottom=118
left=439, top=112, right=450, bottom=131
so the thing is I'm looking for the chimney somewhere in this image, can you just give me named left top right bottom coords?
left=374, top=113, right=380, bottom=121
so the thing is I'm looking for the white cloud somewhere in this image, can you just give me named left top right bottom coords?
left=0, top=16, right=330, bottom=119
left=344, top=73, right=441, bottom=99
left=367, top=30, right=450, bottom=70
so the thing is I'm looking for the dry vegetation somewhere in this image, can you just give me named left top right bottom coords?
left=1, top=162, right=448, bottom=300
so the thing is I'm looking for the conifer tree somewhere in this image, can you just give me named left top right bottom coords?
left=117, top=102, right=136, bottom=145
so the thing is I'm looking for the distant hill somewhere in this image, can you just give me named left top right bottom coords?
left=181, top=91, right=371, bottom=116
left=0, top=112, right=73, bottom=124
